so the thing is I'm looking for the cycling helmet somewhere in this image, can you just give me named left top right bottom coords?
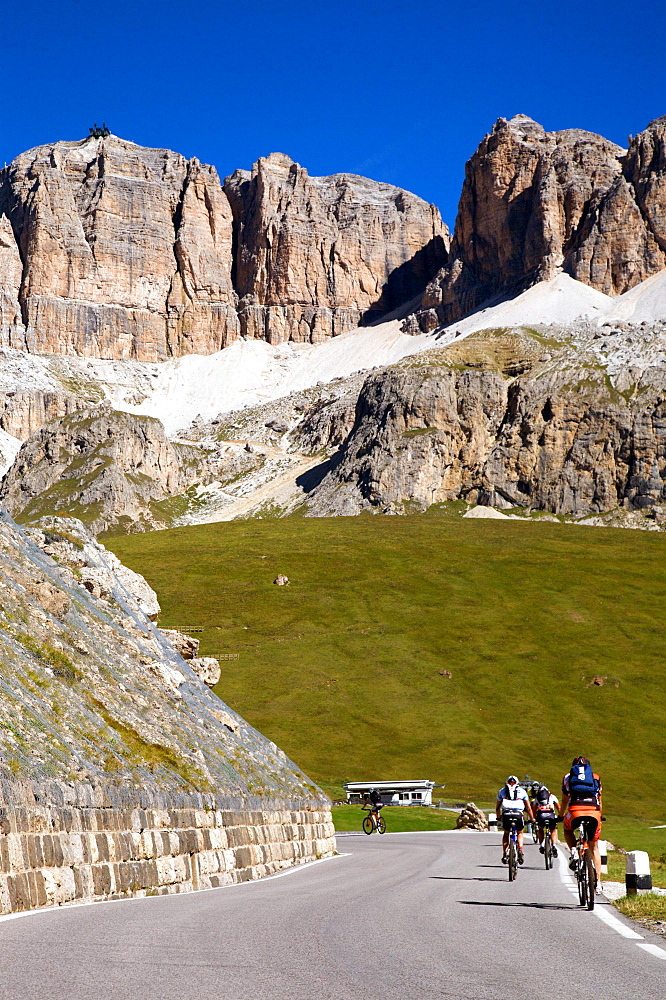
left=506, top=775, right=519, bottom=785
left=571, top=756, right=590, bottom=767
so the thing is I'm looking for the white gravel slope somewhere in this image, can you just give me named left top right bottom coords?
left=0, top=269, right=665, bottom=441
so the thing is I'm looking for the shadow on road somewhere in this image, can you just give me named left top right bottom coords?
left=458, top=900, right=578, bottom=910
left=477, top=864, right=546, bottom=872
left=430, top=876, right=506, bottom=883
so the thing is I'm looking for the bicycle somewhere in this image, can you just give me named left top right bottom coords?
left=557, top=815, right=599, bottom=909
left=505, top=816, right=521, bottom=881
left=527, top=818, right=539, bottom=845
left=362, top=807, right=386, bottom=835
left=572, top=817, right=599, bottom=909
left=537, top=817, right=557, bottom=870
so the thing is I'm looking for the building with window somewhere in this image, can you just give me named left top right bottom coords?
left=343, top=780, right=438, bottom=806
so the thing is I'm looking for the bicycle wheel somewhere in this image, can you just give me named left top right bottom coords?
left=362, top=816, right=374, bottom=835
left=585, top=851, right=596, bottom=910
left=531, top=821, right=538, bottom=845
left=577, top=855, right=588, bottom=906
left=544, top=836, right=552, bottom=870
left=508, top=841, right=517, bottom=881
left=377, top=815, right=386, bottom=835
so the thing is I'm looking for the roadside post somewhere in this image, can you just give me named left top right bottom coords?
left=488, top=812, right=497, bottom=831
left=626, top=851, right=652, bottom=895
left=598, top=840, right=608, bottom=874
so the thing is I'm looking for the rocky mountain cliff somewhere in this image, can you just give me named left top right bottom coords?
left=406, top=114, right=666, bottom=333
left=225, top=152, right=448, bottom=344
left=0, top=136, right=447, bottom=361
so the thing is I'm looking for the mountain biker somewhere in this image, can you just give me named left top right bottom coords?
left=363, top=788, right=383, bottom=822
left=496, top=776, right=534, bottom=866
left=533, top=784, right=560, bottom=858
left=560, top=757, right=603, bottom=881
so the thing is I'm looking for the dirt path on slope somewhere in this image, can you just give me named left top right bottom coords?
left=198, top=452, right=322, bottom=523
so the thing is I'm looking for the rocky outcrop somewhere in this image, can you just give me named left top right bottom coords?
left=0, top=514, right=334, bottom=914
left=0, top=404, right=185, bottom=534
left=189, top=656, right=222, bottom=688
left=27, top=515, right=162, bottom=618
left=0, top=137, right=448, bottom=360
left=0, top=390, right=85, bottom=440
left=0, top=404, right=264, bottom=534
left=159, top=628, right=200, bottom=660
left=305, top=327, right=666, bottom=518
left=224, top=153, right=449, bottom=344
left=407, top=115, right=666, bottom=333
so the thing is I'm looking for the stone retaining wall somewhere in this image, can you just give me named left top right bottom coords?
left=0, top=796, right=335, bottom=913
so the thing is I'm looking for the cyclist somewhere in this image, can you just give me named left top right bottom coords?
left=533, top=783, right=560, bottom=858
left=560, top=756, right=603, bottom=882
left=362, top=788, right=383, bottom=824
left=496, top=775, right=534, bottom=866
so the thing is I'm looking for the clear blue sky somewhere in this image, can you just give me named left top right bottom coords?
left=3, top=0, right=665, bottom=227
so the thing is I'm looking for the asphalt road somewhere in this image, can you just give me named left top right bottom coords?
left=0, top=831, right=664, bottom=999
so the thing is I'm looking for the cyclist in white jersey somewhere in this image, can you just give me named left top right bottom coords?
left=496, top=775, right=534, bottom=866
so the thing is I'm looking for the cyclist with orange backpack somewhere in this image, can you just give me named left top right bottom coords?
left=560, top=756, right=603, bottom=881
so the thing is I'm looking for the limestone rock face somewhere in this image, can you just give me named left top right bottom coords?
left=0, top=215, right=25, bottom=349
left=0, top=138, right=448, bottom=360
left=306, top=328, right=666, bottom=518
left=189, top=656, right=222, bottom=688
left=159, top=628, right=200, bottom=660
left=0, top=390, right=85, bottom=440
left=408, top=115, right=666, bottom=332
left=24, top=515, right=161, bottom=618
left=0, top=403, right=185, bottom=534
left=0, top=514, right=333, bottom=913
left=224, top=153, right=449, bottom=344
left=0, top=135, right=239, bottom=361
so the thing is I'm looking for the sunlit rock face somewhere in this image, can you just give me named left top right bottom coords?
left=224, top=152, right=449, bottom=344
left=0, top=514, right=334, bottom=913
left=407, top=115, right=666, bottom=333
left=0, top=138, right=448, bottom=360
left=0, top=135, right=240, bottom=361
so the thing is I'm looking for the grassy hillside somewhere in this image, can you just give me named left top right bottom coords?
left=107, top=516, right=666, bottom=822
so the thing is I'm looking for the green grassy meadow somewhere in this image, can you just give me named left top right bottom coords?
left=107, top=515, right=666, bottom=825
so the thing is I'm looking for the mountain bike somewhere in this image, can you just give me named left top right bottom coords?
left=527, top=818, right=539, bottom=845
left=565, top=816, right=598, bottom=910
left=538, top=817, right=557, bottom=870
left=362, top=807, right=386, bottom=835
left=505, top=816, right=521, bottom=881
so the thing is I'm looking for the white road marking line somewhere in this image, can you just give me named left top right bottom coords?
left=594, top=905, right=644, bottom=939
left=557, top=851, right=647, bottom=941
left=0, top=852, right=350, bottom=925
left=637, top=943, right=666, bottom=959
